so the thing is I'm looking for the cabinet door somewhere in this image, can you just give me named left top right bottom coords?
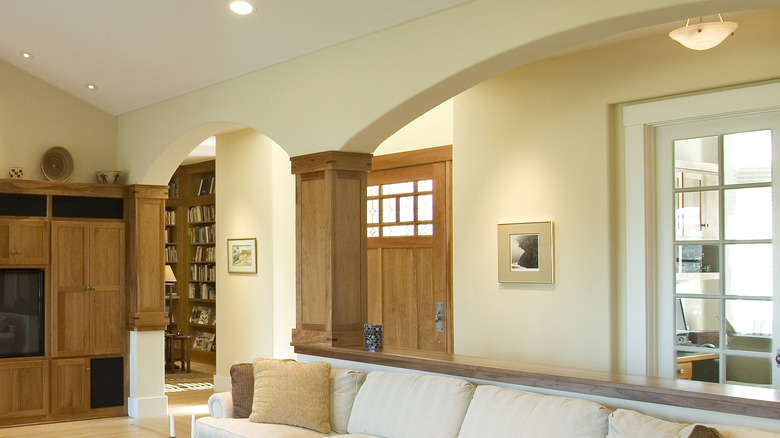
left=52, top=222, right=90, bottom=357
left=89, top=223, right=125, bottom=355
left=0, top=360, right=48, bottom=419
left=16, top=220, right=48, bottom=264
left=0, top=220, right=11, bottom=264
left=51, top=358, right=89, bottom=414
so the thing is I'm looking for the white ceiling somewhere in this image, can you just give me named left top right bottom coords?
left=0, top=0, right=475, bottom=116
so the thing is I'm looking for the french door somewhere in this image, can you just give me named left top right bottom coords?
left=656, top=112, right=780, bottom=388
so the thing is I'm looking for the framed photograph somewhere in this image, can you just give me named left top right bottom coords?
left=497, top=221, right=554, bottom=283
left=227, top=238, right=257, bottom=273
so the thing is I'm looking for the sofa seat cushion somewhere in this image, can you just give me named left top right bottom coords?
left=457, top=385, right=610, bottom=438
left=347, top=371, right=475, bottom=438
left=196, top=417, right=337, bottom=438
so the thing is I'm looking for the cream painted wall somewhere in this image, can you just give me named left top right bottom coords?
left=374, top=100, right=453, bottom=155
left=214, top=129, right=296, bottom=390
left=452, top=9, right=780, bottom=371
left=0, top=59, right=117, bottom=183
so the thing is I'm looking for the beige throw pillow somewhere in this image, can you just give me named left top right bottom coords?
left=249, top=358, right=332, bottom=433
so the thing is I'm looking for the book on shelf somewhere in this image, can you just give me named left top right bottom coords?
left=188, top=282, right=216, bottom=300
left=193, top=331, right=215, bottom=351
left=165, top=210, right=176, bottom=226
left=187, top=205, right=215, bottom=223
left=197, top=176, right=215, bottom=196
left=165, top=246, right=177, bottom=263
left=168, top=179, right=180, bottom=198
left=189, top=305, right=212, bottom=325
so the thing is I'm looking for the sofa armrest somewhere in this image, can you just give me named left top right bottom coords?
left=207, top=392, right=234, bottom=418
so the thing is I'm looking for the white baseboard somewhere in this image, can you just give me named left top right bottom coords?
left=128, top=395, right=169, bottom=418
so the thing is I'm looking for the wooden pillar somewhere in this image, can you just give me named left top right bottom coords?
left=126, top=185, right=169, bottom=331
left=290, top=151, right=372, bottom=347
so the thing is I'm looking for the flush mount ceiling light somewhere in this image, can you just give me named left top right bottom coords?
left=20, top=51, right=33, bottom=59
left=85, top=83, right=99, bottom=91
left=669, top=14, right=738, bottom=51
left=229, top=1, right=256, bottom=15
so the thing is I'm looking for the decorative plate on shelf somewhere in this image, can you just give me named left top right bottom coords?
left=41, top=146, right=74, bottom=182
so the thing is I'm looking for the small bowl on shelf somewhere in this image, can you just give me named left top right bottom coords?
left=95, top=171, right=122, bottom=184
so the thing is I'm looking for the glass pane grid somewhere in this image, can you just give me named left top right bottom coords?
left=672, top=130, right=774, bottom=387
left=367, top=178, right=435, bottom=238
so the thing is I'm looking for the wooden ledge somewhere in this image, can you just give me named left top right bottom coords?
left=294, top=345, right=780, bottom=420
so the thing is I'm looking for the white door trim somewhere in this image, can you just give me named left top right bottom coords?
left=621, top=81, right=780, bottom=376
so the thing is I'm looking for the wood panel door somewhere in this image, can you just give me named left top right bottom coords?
left=50, top=358, right=89, bottom=415
left=88, top=223, right=125, bottom=355
left=0, top=360, right=48, bottom=420
left=367, top=147, right=452, bottom=353
left=0, top=219, right=48, bottom=265
left=52, top=222, right=125, bottom=357
left=52, top=222, right=90, bottom=357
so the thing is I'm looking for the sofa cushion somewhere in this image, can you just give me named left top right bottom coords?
left=347, top=371, right=475, bottom=438
left=249, top=358, right=332, bottom=433
left=329, top=368, right=364, bottom=434
left=197, top=417, right=337, bottom=438
left=230, top=363, right=254, bottom=418
left=607, top=409, right=687, bottom=438
left=457, top=385, right=609, bottom=438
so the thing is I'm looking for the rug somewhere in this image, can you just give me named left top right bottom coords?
left=165, top=370, right=214, bottom=392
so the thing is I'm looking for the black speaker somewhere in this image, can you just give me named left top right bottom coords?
left=91, top=357, right=124, bottom=409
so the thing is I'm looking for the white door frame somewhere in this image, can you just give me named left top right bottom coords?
left=621, top=81, right=780, bottom=377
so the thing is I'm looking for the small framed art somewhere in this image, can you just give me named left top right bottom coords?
left=497, top=221, right=554, bottom=283
left=227, top=238, right=257, bottom=273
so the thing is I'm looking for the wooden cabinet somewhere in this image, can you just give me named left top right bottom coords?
left=0, top=219, right=49, bottom=265
left=0, top=360, right=47, bottom=420
left=51, top=221, right=125, bottom=358
left=50, top=358, right=89, bottom=414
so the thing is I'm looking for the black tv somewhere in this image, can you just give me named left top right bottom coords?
left=0, top=269, right=45, bottom=358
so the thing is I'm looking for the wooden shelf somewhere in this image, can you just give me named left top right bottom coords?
left=166, top=160, right=216, bottom=365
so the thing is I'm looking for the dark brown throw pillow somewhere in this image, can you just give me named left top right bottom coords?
left=688, top=425, right=724, bottom=438
left=230, top=362, right=255, bottom=418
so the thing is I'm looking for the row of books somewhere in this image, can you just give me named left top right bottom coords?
left=189, top=282, right=216, bottom=300
left=193, top=246, right=215, bottom=262
left=164, top=247, right=177, bottom=263
left=168, top=179, right=180, bottom=198
left=198, top=176, right=215, bottom=196
left=164, top=227, right=176, bottom=244
left=164, top=210, right=176, bottom=226
left=190, top=264, right=216, bottom=282
left=193, top=331, right=216, bottom=352
left=189, top=225, right=215, bottom=244
left=188, top=205, right=215, bottom=223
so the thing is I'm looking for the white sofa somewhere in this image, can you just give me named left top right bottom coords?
left=195, top=365, right=779, bottom=438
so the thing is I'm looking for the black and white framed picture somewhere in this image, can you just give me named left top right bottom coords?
left=227, top=238, right=257, bottom=273
left=497, top=221, right=554, bottom=283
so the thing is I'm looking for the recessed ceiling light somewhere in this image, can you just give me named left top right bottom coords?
left=20, top=51, right=33, bottom=59
left=230, top=1, right=256, bottom=15
left=85, top=83, right=99, bottom=91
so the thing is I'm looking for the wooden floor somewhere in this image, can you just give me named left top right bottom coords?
left=1, top=362, right=216, bottom=438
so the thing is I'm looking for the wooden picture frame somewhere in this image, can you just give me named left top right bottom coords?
left=497, top=221, right=554, bottom=283
left=227, top=238, right=257, bottom=273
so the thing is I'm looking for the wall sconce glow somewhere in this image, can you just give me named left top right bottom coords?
left=85, top=83, right=99, bottom=91
left=669, top=15, right=738, bottom=51
left=230, top=1, right=256, bottom=15
left=20, top=51, right=33, bottom=59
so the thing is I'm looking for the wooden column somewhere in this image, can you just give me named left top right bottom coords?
left=291, top=151, right=372, bottom=347
left=126, top=185, right=169, bottom=331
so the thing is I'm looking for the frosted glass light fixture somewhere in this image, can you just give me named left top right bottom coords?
left=230, top=1, right=256, bottom=15
left=669, top=15, right=737, bottom=51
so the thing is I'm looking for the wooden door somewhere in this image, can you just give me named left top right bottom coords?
left=16, top=220, right=48, bottom=264
left=52, top=222, right=90, bottom=357
left=0, top=360, right=47, bottom=419
left=367, top=147, right=452, bottom=352
left=51, top=358, right=89, bottom=414
left=88, top=223, right=125, bottom=355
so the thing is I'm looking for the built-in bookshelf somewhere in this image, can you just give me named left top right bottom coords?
left=166, top=160, right=216, bottom=364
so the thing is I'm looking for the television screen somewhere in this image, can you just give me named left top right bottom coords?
left=0, top=269, right=45, bottom=358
